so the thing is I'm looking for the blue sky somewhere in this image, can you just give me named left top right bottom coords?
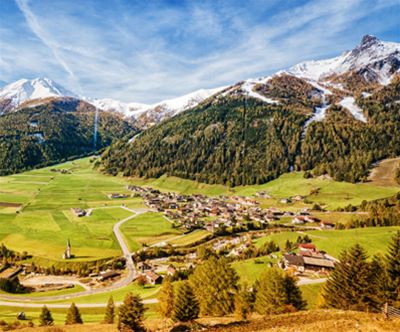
left=0, top=0, right=399, bottom=103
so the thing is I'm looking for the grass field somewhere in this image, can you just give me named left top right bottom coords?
left=254, top=226, right=400, bottom=258
left=368, top=157, right=400, bottom=187
left=167, top=229, right=212, bottom=246
left=120, top=212, right=182, bottom=251
left=0, top=158, right=146, bottom=262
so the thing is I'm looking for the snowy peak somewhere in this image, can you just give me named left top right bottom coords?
left=0, top=77, right=77, bottom=113
left=286, top=35, right=400, bottom=84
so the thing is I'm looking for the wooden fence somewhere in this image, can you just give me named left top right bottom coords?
left=383, top=303, right=400, bottom=319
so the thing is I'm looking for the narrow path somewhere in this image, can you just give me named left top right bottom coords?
left=0, top=208, right=150, bottom=304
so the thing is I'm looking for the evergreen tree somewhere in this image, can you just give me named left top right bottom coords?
left=189, top=257, right=239, bottom=316
left=158, top=278, right=174, bottom=318
left=173, top=281, right=199, bottom=322
left=254, top=268, right=306, bottom=315
left=234, top=284, right=252, bottom=320
left=103, top=296, right=115, bottom=324
left=65, top=303, right=83, bottom=325
left=118, top=293, right=146, bottom=332
left=39, top=305, right=53, bottom=326
left=385, top=231, right=400, bottom=307
left=323, top=244, right=380, bottom=311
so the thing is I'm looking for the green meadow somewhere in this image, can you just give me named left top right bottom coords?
left=254, top=226, right=400, bottom=258
left=120, top=212, right=182, bottom=251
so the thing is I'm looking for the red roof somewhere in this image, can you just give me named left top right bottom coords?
left=298, top=243, right=316, bottom=250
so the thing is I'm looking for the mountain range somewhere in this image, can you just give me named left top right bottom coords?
left=99, top=35, right=400, bottom=185
left=1, top=35, right=399, bottom=181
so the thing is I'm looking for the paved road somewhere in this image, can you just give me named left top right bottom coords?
left=0, top=208, right=149, bottom=305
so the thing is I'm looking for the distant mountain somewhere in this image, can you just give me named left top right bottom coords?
left=0, top=78, right=225, bottom=128
left=0, top=77, right=77, bottom=114
left=100, top=35, right=400, bottom=186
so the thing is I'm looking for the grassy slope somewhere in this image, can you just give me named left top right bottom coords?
left=368, top=157, right=400, bottom=187
left=120, top=212, right=181, bottom=251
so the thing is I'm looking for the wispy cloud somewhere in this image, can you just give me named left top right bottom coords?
left=0, top=0, right=399, bottom=103
left=15, top=0, right=78, bottom=86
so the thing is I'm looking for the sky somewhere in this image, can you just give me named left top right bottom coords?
left=0, top=0, right=399, bottom=103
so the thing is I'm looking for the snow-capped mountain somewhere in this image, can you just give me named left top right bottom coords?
left=0, top=77, right=77, bottom=114
left=286, top=35, right=399, bottom=84
left=90, top=86, right=225, bottom=124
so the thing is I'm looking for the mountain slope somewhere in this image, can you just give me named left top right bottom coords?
left=0, top=98, right=135, bottom=175
left=100, top=36, right=400, bottom=185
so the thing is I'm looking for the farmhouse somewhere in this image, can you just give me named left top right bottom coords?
left=292, top=216, right=306, bottom=224
left=144, top=271, right=163, bottom=285
left=98, top=270, right=120, bottom=281
left=282, top=254, right=335, bottom=273
left=320, top=221, right=335, bottom=229
left=71, top=208, right=86, bottom=217
left=109, top=193, right=129, bottom=199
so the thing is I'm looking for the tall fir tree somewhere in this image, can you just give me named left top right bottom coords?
left=39, top=305, right=53, bottom=326
left=65, top=303, right=83, bottom=325
left=158, top=278, right=174, bottom=319
left=323, top=244, right=380, bottom=311
left=385, top=231, right=400, bottom=307
left=173, top=280, right=199, bottom=322
left=189, top=257, right=239, bottom=316
left=254, top=268, right=306, bottom=315
left=118, top=293, right=146, bottom=332
left=103, top=296, right=115, bottom=324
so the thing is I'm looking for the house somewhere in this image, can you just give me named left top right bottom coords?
left=167, top=265, right=176, bottom=276
left=292, top=216, right=306, bottom=224
left=71, top=208, right=86, bottom=217
left=145, top=271, right=163, bottom=285
left=137, top=261, right=152, bottom=273
left=298, top=243, right=317, bottom=252
left=320, top=221, right=335, bottom=229
left=305, top=216, right=320, bottom=223
left=280, top=198, right=290, bottom=204
left=109, top=193, right=129, bottom=199
left=98, top=270, right=120, bottom=281
left=292, top=195, right=305, bottom=201
left=282, top=254, right=305, bottom=272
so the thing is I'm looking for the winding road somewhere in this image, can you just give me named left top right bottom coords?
left=0, top=207, right=150, bottom=306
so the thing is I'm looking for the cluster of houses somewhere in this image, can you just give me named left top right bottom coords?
left=128, top=185, right=287, bottom=231
left=281, top=243, right=336, bottom=275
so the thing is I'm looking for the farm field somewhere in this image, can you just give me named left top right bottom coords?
left=254, top=226, right=400, bottom=258
left=120, top=212, right=181, bottom=251
left=166, top=229, right=212, bottom=246
left=0, top=158, right=145, bottom=262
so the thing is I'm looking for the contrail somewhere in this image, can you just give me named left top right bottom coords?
left=15, top=0, right=78, bottom=83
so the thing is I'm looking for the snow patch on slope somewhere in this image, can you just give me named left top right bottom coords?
left=241, top=79, right=279, bottom=104
left=339, top=97, right=367, bottom=122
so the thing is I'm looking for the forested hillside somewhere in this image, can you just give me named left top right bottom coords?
left=100, top=77, right=400, bottom=186
left=0, top=99, right=135, bottom=175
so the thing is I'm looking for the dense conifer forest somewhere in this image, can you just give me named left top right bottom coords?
left=0, top=100, right=135, bottom=175
left=101, top=77, right=400, bottom=186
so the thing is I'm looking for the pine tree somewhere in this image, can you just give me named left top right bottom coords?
left=65, top=302, right=83, bottom=325
left=118, top=293, right=146, bottom=331
left=39, top=305, right=53, bottom=326
left=158, top=278, right=174, bottom=319
left=254, top=267, right=306, bottom=315
left=173, top=281, right=199, bottom=322
left=103, top=296, right=115, bottom=324
left=189, top=257, right=239, bottom=316
left=323, top=244, right=380, bottom=311
left=385, top=231, right=400, bottom=307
